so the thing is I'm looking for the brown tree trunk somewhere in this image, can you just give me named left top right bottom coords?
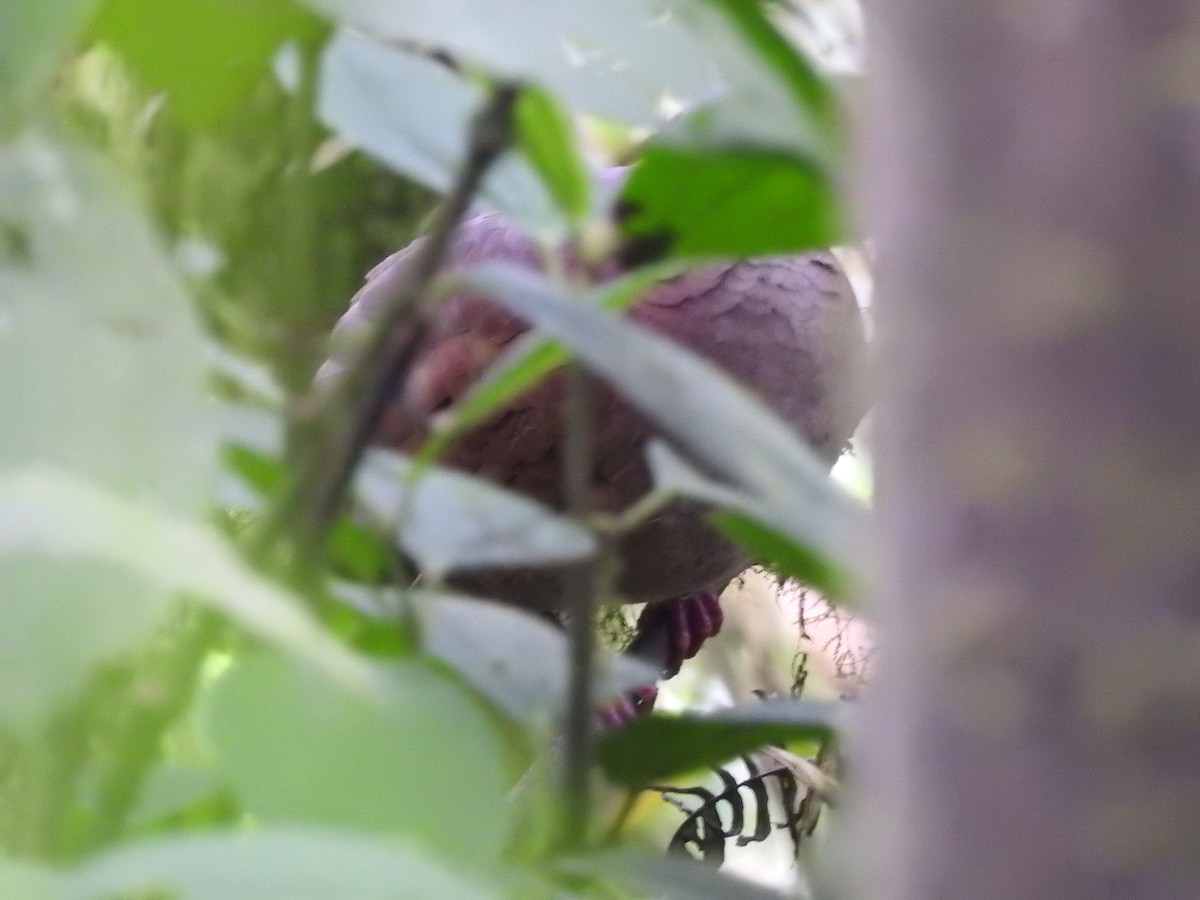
left=855, top=3, right=1200, bottom=897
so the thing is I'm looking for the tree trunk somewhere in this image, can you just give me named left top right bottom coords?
left=855, top=2, right=1200, bottom=897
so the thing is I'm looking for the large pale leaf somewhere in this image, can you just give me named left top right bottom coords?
left=0, top=135, right=221, bottom=722
left=415, top=591, right=657, bottom=723
left=318, top=29, right=567, bottom=238
left=440, top=264, right=865, bottom=583
left=0, top=466, right=377, bottom=726
left=647, top=441, right=846, bottom=597
left=355, top=448, right=596, bottom=581
left=0, top=133, right=214, bottom=511
left=303, top=0, right=822, bottom=154
left=208, top=653, right=508, bottom=863
left=70, top=827, right=499, bottom=899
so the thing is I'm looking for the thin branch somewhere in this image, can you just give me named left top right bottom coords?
left=561, top=362, right=598, bottom=846
left=259, top=82, right=521, bottom=566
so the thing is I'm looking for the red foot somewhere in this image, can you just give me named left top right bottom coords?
left=636, top=589, right=724, bottom=678
left=596, top=591, right=724, bottom=729
left=597, top=685, right=658, bottom=729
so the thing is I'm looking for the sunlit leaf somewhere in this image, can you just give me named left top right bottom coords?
left=91, top=0, right=321, bottom=128
left=415, top=591, right=657, bottom=723
left=318, top=29, right=563, bottom=237
left=70, top=827, right=499, bottom=899
left=441, top=264, right=865, bottom=585
left=597, top=700, right=838, bottom=786
left=618, top=146, right=842, bottom=262
left=355, top=448, right=595, bottom=580
left=209, top=653, right=509, bottom=862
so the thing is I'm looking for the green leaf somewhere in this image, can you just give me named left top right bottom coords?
left=70, top=827, right=500, bottom=899
left=0, top=0, right=99, bottom=127
left=597, top=700, right=838, bottom=786
left=440, top=264, right=865, bottom=588
left=618, top=146, right=843, bottom=261
left=302, top=0, right=830, bottom=156
left=0, top=466, right=379, bottom=713
left=208, top=653, right=509, bottom=863
left=514, top=86, right=592, bottom=225
left=415, top=262, right=682, bottom=468
left=646, top=441, right=851, bottom=599
left=711, top=510, right=845, bottom=598
left=91, top=0, right=320, bottom=129
left=0, top=134, right=214, bottom=513
left=415, top=591, right=658, bottom=723
left=303, top=0, right=718, bottom=127
left=355, top=448, right=595, bottom=580
left=698, top=0, right=836, bottom=133
left=318, top=29, right=563, bottom=238
left=0, top=856, right=58, bottom=899
left=564, top=850, right=794, bottom=900
left=0, top=134, right=225, bottom=723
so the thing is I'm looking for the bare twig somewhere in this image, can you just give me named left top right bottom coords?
left=259, top=82, right=521, bottom=566
left=561, top=362, right=598, bottom=846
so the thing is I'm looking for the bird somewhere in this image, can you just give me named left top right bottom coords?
left=324, top=170, right=869, bottom=701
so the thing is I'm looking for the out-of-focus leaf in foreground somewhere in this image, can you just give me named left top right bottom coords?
left=209, top=653, right=509, bottom=864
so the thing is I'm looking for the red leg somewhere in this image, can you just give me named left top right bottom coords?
left=636, top=589, right=724, bottom=678
left=596, top=590, right=724, bottom=728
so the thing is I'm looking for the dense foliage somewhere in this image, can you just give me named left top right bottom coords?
left=1, top=1, right=866, bottom=896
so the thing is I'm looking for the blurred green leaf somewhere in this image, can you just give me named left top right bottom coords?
left=0, top=1, right=98, bottom=127
left=618, top=146, right=842, bottom=261
left=302, top=0, right=827, bottom=156
left=130, top=765, right=229, bottom=827
left=0, top=133, right=214, bottom=512
left=646, top=441, right=850, bottom=599
left=514, top=86, right=592, bottom=226
left=70, top=826, right=499, bottom=899
left=711, top=510, right=844, bottom=598
left=318, top=29, right=563, bottom=237
left=442, top=264, right=864, bottom=587
left=0, top=134, right=222, bottom=723
left=91, top=0, right=321, bottom=128
left=0, top=553, right=161, bottom=725
left=597, top=700, right=838, bottom=786
left=699, top=0, right=835, bottom=132
left=415, top=591, right=657, bottom=723
left=0, top=467, right=378, bottom=709
left=209, top=653, right=509, bottom=862
left=0, top=857, right=56, bottom=899
left=303, top=0, right=716, bottom=127
left=355, top=448, right=595, bottom=580
left=564, top=849, right=794, bottom=900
